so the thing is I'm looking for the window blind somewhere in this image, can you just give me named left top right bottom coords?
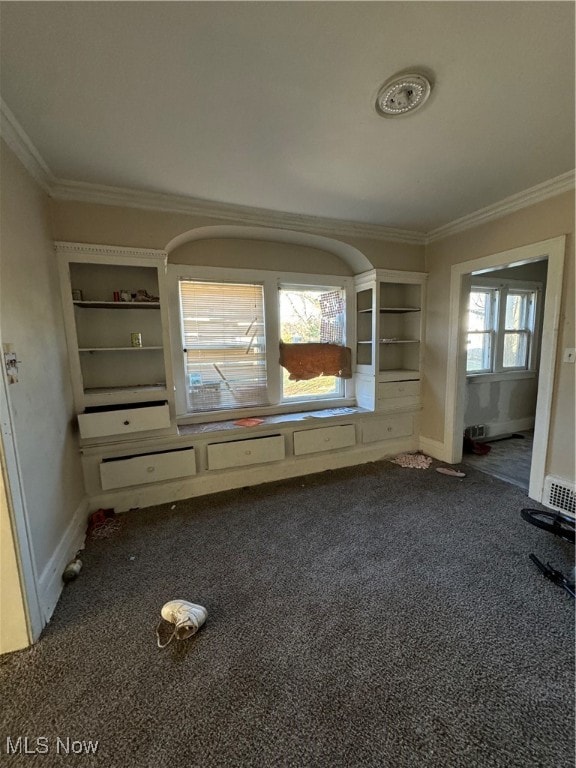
left=179, top=280, right=267, bottom=412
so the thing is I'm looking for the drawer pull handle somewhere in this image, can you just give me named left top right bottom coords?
left=324, top=438, right=331, bottom=442
left=387, top=427, right=393, bottom=432
left=147, top=466, right=155, bottom=473
left=245, top=450, right=252, bottom=455
left=123, top=420, right=130, bottom=425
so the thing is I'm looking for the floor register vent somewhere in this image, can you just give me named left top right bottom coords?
left=464, top=425, right=486, bottom=440
left=543, top=475, right=576, bottom=516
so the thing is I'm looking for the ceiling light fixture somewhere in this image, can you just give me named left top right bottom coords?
left=375, top=73, right=432, bottom=118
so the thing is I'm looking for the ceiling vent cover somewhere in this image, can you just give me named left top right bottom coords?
left=376, top=73, right=432, bottom=118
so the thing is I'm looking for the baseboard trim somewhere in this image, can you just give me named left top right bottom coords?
left=89, top=438, right=419, bottom=513
left=37, top=496, right=89, bottom=624
left=419, top=436, right=451, bottom=463
left=483, top=417, right=534, bottom=439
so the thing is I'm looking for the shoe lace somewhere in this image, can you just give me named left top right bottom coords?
left=156, top=608, right=200, bottom=649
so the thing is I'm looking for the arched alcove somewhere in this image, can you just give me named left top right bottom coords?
left=165, top=225, right=372, bottom=274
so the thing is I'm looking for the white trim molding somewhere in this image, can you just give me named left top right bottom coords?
left=0, top=98, right=54, bottom=193
left=1, top=95, right=573, bottom=248
left=37, top=496, right=89, bottom=624
left=50, top=178, right=427, bottom=245
left=54, top=240, right=166, bottom=261
left=427, top=171, right=575, bottom=242
left=419, top=436, right=452, bottom=463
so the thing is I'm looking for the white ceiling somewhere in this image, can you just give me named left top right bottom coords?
left=0, top=1, right=574, bottom=232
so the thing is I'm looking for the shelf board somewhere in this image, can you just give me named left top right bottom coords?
left=84, top=384, right=166, bottom=392
left=357, top=341, right=372, bottom=344
left=83, top=384, right=168, bottom=406
left=379, top=307, right=421, bottom=313
left=358, top=307, right=421, bottom=313
left=74, top=301, right=160, bottom=309
left=378, top=339, right=420, bottom=344
left=378, top=370, right=420, bottom=382
left=79, top=346, right=164, bottom=352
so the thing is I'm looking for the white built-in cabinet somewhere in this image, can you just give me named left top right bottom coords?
left=57, top=244, right=424, bottom=510
left=57, top=242, right=176, bottom=440
left=354, top=269, right=427, bottom=411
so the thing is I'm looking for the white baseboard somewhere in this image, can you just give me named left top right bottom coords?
left=37, top=496, right=89, bottom=624
left=483, top=417, right=535, bottom=439
left=419, top=436, right=451, bottom=463
left=89, top=437, right=419, bottom=513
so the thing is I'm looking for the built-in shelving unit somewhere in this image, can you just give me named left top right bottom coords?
left=354, top=269, right=427, bottom=410
left=57, top=242, right=176, bottom=421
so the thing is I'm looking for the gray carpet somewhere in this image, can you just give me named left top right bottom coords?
left=1, top=460, right=574, bottom=768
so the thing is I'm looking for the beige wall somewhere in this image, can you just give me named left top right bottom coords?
left=0, top=141, right=85, bottom=580
left=170, top=238, right=352, bottom=274
left=423, top=191, right=575, bottom=481
left=49, top=199, right=426, bottom=274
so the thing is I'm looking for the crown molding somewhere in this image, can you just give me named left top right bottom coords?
left=49, top=178, right=427, bottom=245
left=54, top=241, right=166, bottom=260
left=2, top=97, right=572, bottom=247
left=426, top=170, right=575, bottom=243
left=0, top=98, right=55, bottom=193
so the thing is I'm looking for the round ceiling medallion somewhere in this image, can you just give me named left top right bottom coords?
left=375, top=73, right=432, bottom=118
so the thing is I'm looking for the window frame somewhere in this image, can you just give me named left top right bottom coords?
left=466, top=278, right=542, bottom=378
left=168, top=265, right=355, bottom=422
left=279, top=282, right=347, bottom=403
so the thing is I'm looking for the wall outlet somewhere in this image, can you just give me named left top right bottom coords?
left=563, top=348, right=576, bottom=363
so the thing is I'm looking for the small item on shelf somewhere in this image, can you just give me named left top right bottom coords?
left=135, top=288, right=160, bottom=302
left=131, top=332, right=143, bottom=347
left=113, top=291, right=120, bottom=302
left=120, top=290, right=131, bottom=302
left=71, top=288, right=83, bottom=301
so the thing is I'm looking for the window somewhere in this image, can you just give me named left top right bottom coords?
left=174, top=268, right=352, bottom=417
left=179, top=280, right=267, bottom=412
left=466, top=281, right=540, bottom=374
left=279, top=286, right=345, bottom=401
left=503, top=290, right=535, bottom=369
left=466, top=288, right=498, bottom=373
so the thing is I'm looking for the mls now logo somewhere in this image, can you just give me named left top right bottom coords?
left=5, top=736, right=99, bottom=755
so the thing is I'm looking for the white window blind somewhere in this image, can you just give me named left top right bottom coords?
left=179, top=280, right=267, bottom=412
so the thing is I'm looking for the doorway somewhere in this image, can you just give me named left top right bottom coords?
left=459, top=260, right=547, bottom=490
left=444, top=236, right=566, bottom=503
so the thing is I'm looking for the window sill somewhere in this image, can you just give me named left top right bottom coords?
left=177, top=405, right=368, bottom=437
left=176, top=397, right=356, bottom=426
left=466, top=371, right=537, bottom=384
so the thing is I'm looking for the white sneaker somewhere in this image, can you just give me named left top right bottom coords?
left=156, top=599, right=207, bottom=648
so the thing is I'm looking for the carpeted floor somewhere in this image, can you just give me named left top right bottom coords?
left=1, top=459, right=574, bottom=768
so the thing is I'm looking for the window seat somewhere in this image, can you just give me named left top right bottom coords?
left=178, top=406, right=368, bottom=437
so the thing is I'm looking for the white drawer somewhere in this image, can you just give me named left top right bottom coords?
left=293, top=425, right=356, bottom=456
left=78, top=403, right=170, bottom=439
left=377, top=381, right=420, bottom=400
left=207, top=435, right=285, bottom=470
left=362, top=414, right=413, bottom=444
left=100, top=448, right=196, bottom=490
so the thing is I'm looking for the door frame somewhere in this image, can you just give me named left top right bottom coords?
left=0, top=364, right=43, bottom=645
left=444, top=235, right=566, bottom=501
